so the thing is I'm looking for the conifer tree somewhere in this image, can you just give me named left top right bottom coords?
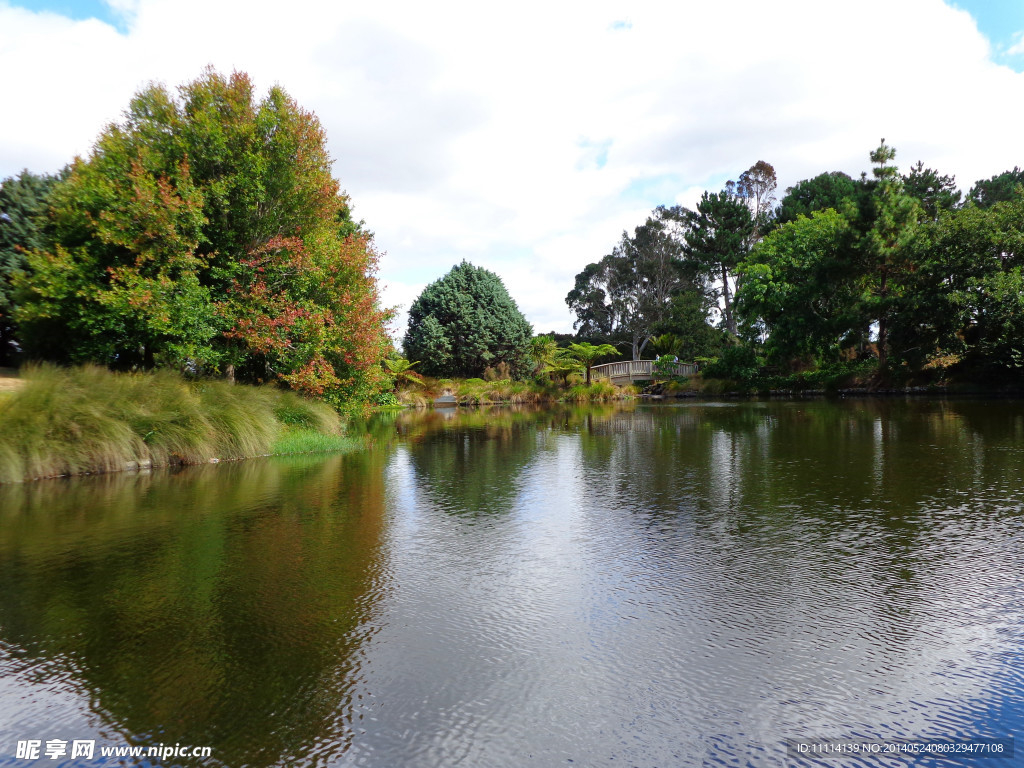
left=404, top=261, right=532, bottom=378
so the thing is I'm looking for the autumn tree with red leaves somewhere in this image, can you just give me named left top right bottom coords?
left=16, top=68, right=391, bottom=406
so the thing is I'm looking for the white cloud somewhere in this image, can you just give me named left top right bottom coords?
left=2, top=0, right=1022, bottom=335
left=1007, top=30, right=1024, bottom=56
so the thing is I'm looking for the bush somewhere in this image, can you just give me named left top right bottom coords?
left=373, top=391, right=402, bottom=408
left=699, top=346, right=759, bottom=384
left=763, top=359, right=875, bottom=392
left=653, top=354, right=686, bottom=381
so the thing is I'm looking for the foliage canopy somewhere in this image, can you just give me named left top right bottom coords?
left=739, top=141, right=1024, bottom=377
left=12, top=68, right=390, bottom=405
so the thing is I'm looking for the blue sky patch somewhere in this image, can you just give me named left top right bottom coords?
left=623, top=174, right=686, bottom=203
left=952, top=0, right=1024, bottom=71
left=7, top=0, right=129, bottom=33
left=575, top=138, right=612, bottom=171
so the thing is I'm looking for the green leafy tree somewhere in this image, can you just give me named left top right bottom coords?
left=775, top=171, right=857, bottom=225
left=565, top=342, right=618, bottom=384
left=567, top=209, right=699, bottom=358
left=958, top=267, right=1024, bottom=371
left=893, top=194, right=1024, bottom=371
left=738, top=209, right=861, bottom=361
left=733, top=160, right=778, bottom=239
left=740, top=143, right=925, bottom=370
left=17, top=147, right=214, bottom=368
left=14, top=69, right=391, bottom=403
left=404, top=261, right=533, bottom=378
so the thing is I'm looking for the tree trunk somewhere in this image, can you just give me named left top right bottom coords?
left=225, top=363, right=235, bottom=384
left=637, top=336, right=650, bottom=359
left=721, top=265, right=737, bottom=336
left=877, top=316, right=888, bottom=370
left=877, top=267, right=889, bottom=369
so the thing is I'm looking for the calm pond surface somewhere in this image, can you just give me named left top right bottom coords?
left=1, top=399, right=1023, bottom=767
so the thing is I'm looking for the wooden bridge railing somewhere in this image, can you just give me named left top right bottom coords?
left=590, top=360, right=698, bottom=385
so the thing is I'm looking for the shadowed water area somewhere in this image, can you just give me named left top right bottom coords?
left=1, top=400, right=1022, bottom=767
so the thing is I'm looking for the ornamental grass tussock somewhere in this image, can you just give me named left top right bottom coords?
left=0, top=364, right=346, bottom=483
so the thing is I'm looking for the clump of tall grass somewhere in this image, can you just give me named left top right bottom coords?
left=562, top=381, right=625, bottom=402
left=454, top=378, right=550, bottom=405
left=398, top=389, right=431, bottom=408
left=488, top=380, right=545, bottom=404
left=0, top=364, right=345, bottom=483
left=660, top=379, right=694, bottom=395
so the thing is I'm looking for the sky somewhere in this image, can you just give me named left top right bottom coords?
left=2, top=0, right=1023, bottom=338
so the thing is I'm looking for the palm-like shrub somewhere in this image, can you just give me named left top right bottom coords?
left=565, top=342, right=618, bottom=384
left=384, top=357, right=425, bottom=389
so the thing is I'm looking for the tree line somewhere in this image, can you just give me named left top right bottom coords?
left=0, top=68, right=391, bottom=407
left=566, top=144, right=1024, bottom=383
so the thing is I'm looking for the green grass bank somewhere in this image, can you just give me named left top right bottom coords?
left=0, top=365, right=359, bottom=483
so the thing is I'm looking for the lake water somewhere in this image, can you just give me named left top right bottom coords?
left=1, top=399, right=1023, bottom=767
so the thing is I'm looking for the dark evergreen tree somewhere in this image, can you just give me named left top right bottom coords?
left=682, top=190, right=753, bottom=336
left=856, top=140, right=923, bottom=369
left=969, top=167, right=1024, bottom=208
left=0, top=169, right=64, bottom=365
left=404, top=261, right=533, bottom=378
left=652, top=289, right=728, bottom=360
left=902, top=161, right=961, bottom=220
